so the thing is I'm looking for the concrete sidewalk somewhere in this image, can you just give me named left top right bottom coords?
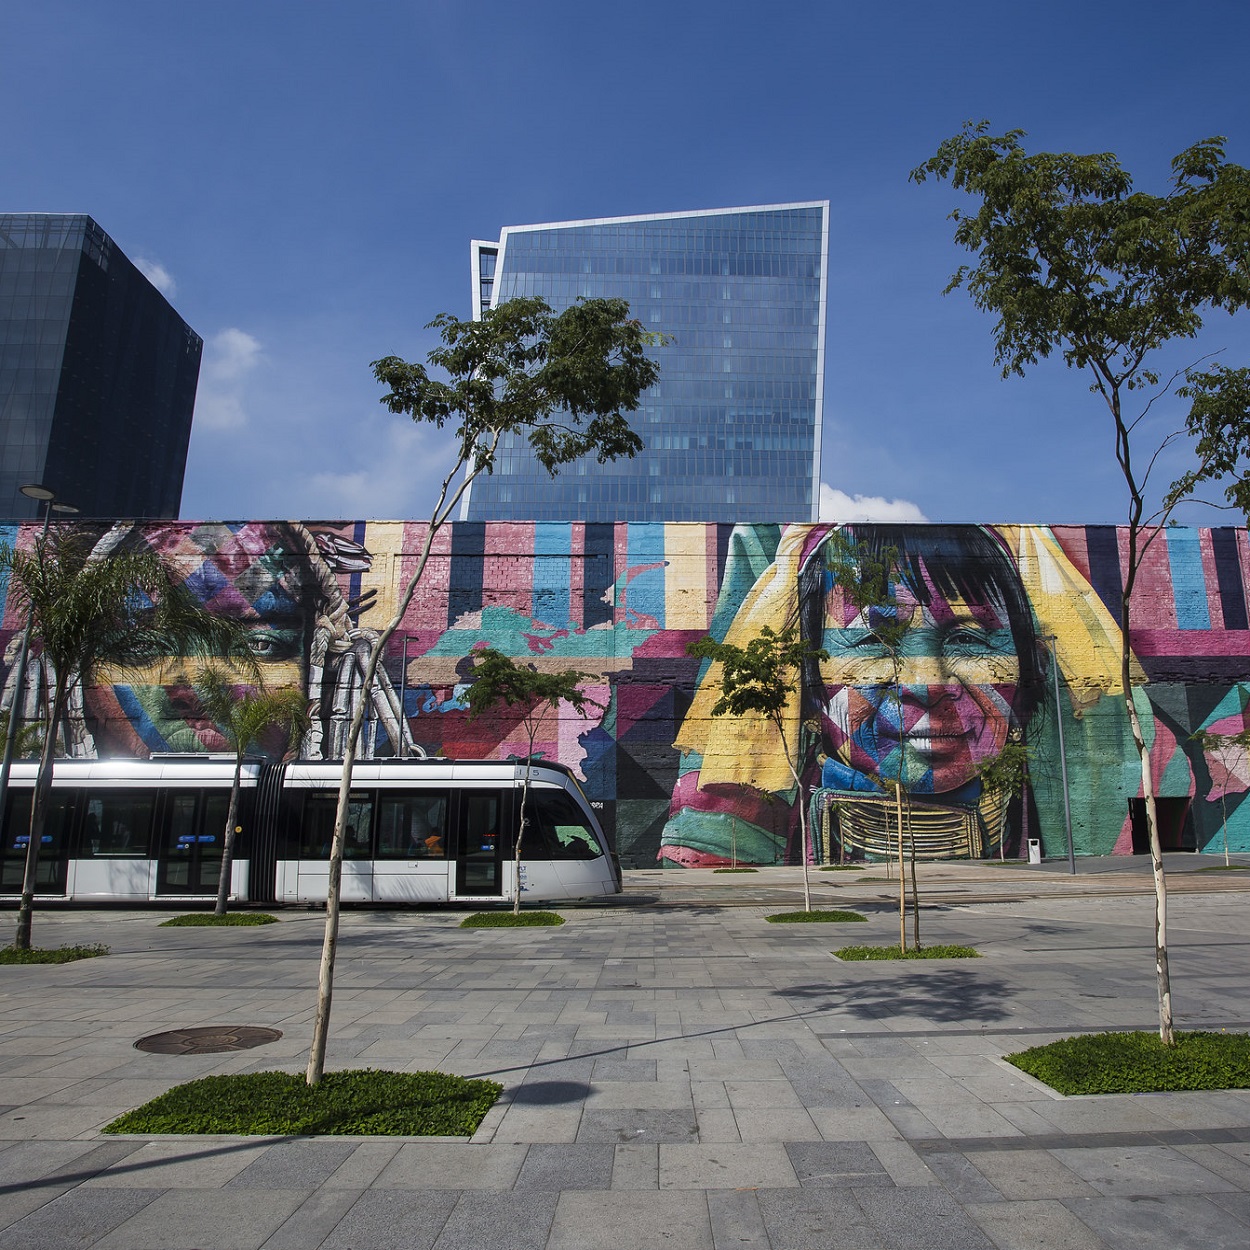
left=2, top=871, right=1250, bottom=1248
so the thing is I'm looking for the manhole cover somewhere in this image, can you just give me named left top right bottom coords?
left=134, top=1025, right=282, bottom=1055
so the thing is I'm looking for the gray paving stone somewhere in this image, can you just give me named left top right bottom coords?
left=0, top=1185, right=158, bottom=1250
left=514, top=1143, right=614, bottom=1191
left=548, top=1190, right=713, bottom=1250
left=755, top=1187, right=883, bottom=1249
left=227, top=1139, right=358, bottom=1188
left=1063, top=1194, right=1250, bottom=1249
left=576, top=1108, right=698, bottom=1144
left=92, top=1187, right=307, bottom=1250
left=611, top=1142, right=658, bottom=1189
left=785, top=1140, right=894, bottom=1187
left=855, top=1185, right=997, bottom=1249
left=259, top=1188, right=364, bottom=1250
left=1051, top=1145, right=1237, bottom=1196
left=316, top=1188, right=459, bottom=1250
left=432, top=1190, right=558, bottom=1250
left=707, top=1188, right=769, bottom=1249
left=965, top=1199, right=1109, bottom=1250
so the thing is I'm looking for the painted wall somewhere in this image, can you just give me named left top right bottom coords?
left=2, top=520, right=1248, bottom=866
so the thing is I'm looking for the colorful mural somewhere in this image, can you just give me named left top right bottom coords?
left=2, top=520, right=1249, bottom=866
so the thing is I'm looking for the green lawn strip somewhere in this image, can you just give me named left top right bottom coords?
left=103, top=1069, right=502, bottom=1136
left=767, top=910, right=866, bottom=923
left=459, top=911, right=564, bottom=928
left=0, top=944, right=108, bottom=965
left=1195, top=864, right=1250, bottom=873
left=159, top=913, right=279, bottom=927
left=1006, top=1030, right=1250, bottom=1095
left=818, top=864, right=865, bottom=871
left=834, top=944, right=980, bottom=960
left=713, top=867, right=758, bottom=873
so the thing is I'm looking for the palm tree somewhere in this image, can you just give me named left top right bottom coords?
left=192, top=666, right=311, bottom=916
left=0, top=529, right=253, bottom=950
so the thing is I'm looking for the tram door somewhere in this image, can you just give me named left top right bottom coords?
left=1, top=792, right=73, bottom=895
left=453, top=790, right=507, bottom=898
left=157, top=791, right=230, bottom=895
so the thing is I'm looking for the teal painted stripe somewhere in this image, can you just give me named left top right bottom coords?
left=1166, top=527, right=1210, bottom=630
left=0, top=524, right=16, bottom=621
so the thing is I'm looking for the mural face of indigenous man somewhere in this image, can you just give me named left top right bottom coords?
left=661, top=523, right=1050, bottom=867
left=80, top=521, right=412, bottom=760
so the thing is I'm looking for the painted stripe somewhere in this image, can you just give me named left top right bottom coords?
left=664, top=524, right=708, bottom=630
left=1166, top=526, right=1210, bottom=630
left=582, top=523, right=614, bottom=628
left=1212, top=528, right=1248, bottom=631
left=1084, top=526, right=1124, bottom=626
left=534, top=523, right=571, bottom=628
left=626, top=524, right=667, bottom=628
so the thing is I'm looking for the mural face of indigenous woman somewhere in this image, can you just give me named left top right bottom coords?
left=807, top=526, right=1042, bottom=799
left=660, top=523, right=1049, bottom=867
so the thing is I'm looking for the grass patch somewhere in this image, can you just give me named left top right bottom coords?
left=767, top=909, right=866, bottom=924
left=1195, top=864, right=1250, bottom=873
left=459, top=911, right=564, bottom=928
left=103, top=1068, right=501, bottom=1136
left=834, top=944, right=980, bottom=960
left=159, top=913, right=279, bottom=927
left=818, top=864, right=865, bottom=871
left=0, top=943, right=108, bottom=965
left=713, top=867, right=758, bottom=873
left=1006, top=1030, right=1250, bottom=1095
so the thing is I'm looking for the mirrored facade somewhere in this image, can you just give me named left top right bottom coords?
left=464, top=204, right=828, bottom=523
left=0, top=214, right=202, bottom=521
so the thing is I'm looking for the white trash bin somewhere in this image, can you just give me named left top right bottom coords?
left=1027, top=839, right=1042, bottom=865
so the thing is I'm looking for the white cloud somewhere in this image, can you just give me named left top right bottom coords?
left=193, top=328, right=264, bottom=431
left=818, top=484, right=928, bottom=523
left=134, top=257, right=176, bottom=297
left=309, top=417, right=435, bottom=516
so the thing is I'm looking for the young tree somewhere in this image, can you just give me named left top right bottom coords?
left=912, top=124, right=1250, bottom=1042
left=462, top=647, right=605, bottom=916
left=687, top=626, right=828, bottom=912
left=0, top=531, right=253, bottom=950
left=192, top=666, right=311, bottom=916
left=823, top=538, right=916, bottom=949
left=1190, top=727, right=1250, bottom=867
left=305, top=296, right=662, bottom=1085
left=974, top=741, right=1031, bottom=862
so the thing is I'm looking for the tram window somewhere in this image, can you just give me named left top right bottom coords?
left=82, top=793, right=154, bottom=857
left=524, top=791, right=603, bottom=860
left=299, top=793, right=373, bottom=858
left=2, top=792, right=75, bottom=886
left=377, top=793, right=448, bottom=858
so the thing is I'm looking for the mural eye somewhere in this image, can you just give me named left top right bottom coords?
left=245, top=630, right=300, bottom=661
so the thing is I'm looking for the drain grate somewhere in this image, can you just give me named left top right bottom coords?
left=134, top=1025, right=282, bottom=1055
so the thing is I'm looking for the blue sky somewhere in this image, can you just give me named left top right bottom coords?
left=5, top=1, right=1249, bottom=526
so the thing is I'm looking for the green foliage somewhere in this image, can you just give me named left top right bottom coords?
left=0, top=710, right=43, bottom=758
left=0, top=532, right=258, bottom=691
left=1006, top=1030, right=1250, bottom=1095
left=819, top=864, right=865, bottom=871
left=0, top=943, right=108, bottom=964
left=766, top=910, right=867, bottom=923
left=834, top=944, right=981, bottom=960
left=192, top=667, right=311, bottom=760
left=463, top=648, right=602, bottom=723
left=159, top=913, right=279, bottom=927
left=459, top=911, right=565, bottom=927
left=687, top=626, right=827, bottom=724
left=975, top=740, right=1031, bottom=799
left=103, top=1068, right=502, bottom=1136
left=713, top=867, right=759, bottom=873
left=373, top=296, right=662, bottom=480
left=911, top=123, right=1250, bottom=518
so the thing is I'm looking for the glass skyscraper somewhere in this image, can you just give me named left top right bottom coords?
left=463, top=203, right=827, bottom=523
left=0, top=214, right=202, bottom=521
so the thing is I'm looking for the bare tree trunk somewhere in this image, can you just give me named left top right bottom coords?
left=895, top=782, right=906, bottom=951
left=907, top=807, right=920, bottom=950
left=779, top=726, right=811, bottom=912
left=214, top=756, right=243, bottom=917
left=513, top=752, right=533, bottom=916
left=14, top=683, right=66, bottom=951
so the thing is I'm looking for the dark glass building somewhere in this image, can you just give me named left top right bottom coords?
left=0, top=214, right=202, bottom=521
left=464, top=203, right=828, bottom=523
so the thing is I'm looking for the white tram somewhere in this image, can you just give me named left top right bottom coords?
left=0, top=757, right=622, bottom=906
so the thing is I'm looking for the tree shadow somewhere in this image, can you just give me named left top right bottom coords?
left=779, top=970, right=1015, bottom=1025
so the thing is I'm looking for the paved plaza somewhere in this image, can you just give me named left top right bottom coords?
left=2, top=858, right=1250, bottom=1248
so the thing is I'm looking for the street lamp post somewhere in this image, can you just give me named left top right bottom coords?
left=0, top=486, right=77, bottom=847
